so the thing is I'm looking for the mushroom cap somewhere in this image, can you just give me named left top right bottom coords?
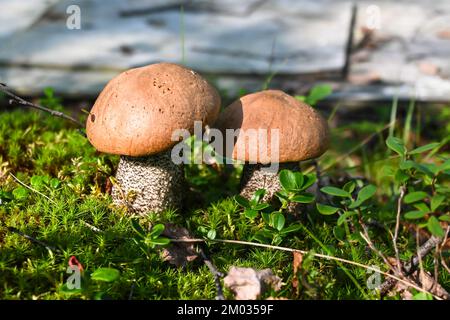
left=86, top=63, right=221, bottom=156
left=214, top=90, right=329, bottom=163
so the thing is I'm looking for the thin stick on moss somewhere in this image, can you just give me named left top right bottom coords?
left=0, top=83, right=84, bottom=127
left=9, top=172, right=55, bottom=204
left=7, top=226, right=60, bottom=252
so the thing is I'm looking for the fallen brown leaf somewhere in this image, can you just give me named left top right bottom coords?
left=292, top=251, right=303, bottom=291
left=160, top=224, right=198, bottom=267
left=224, top=266, right=282, bottom=300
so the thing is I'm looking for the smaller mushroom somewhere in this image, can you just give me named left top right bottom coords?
left=214, top=90, right=329, bottom=212
left=86, top=62, right=221, bottom=215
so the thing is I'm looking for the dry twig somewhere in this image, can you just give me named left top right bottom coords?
left=0, top=83, right=84, bottom=127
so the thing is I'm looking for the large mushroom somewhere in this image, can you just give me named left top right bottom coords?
left=86, top=62, right=221, bottom=214
left=214, top=90, right=329, bottom=209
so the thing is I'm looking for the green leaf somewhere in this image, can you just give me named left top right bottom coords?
left=49, top=178, right=60, bottom=189
left=305, top=84, right=332, bottom=105
left=436, top=186, right=450, bottom=194
left=413, top=163, right=435, bottom=178
left=250, top=189, right=266, bottom=205
left=302, top=174, right=317, bottom=190
left=279, top=170, right=303, bottom=191
left=30, top=176, right=45, bottom=189
left=404, top=191, right=428, bottom=204
left=439, top=159, right=450, bottom=172
left=291, top=193, right=315, bottom=203
left=320, top=186, right=351, bottom=198
left=439, top=215, right=450, bottom=222
left=349, top=184, right=376, bottom=208
left=253, top=230, right=273, bottom=244
left=427, top=216, right=444, bottom=238
left=261, top=212, right=271, bottom=225
left=131, top=219, right=146, bottom=240
left=252, top=203, right=270, bottom=211
left=12, top=187, right=29, bottom=200
left=234, top=195, right=250, bottom=208
left=386, top=136, right=407, bottom=156
left=431, top=195, right=445, bottom=212
left=414, top=202, right=431, bottom=213
left=275, top=190, right=289, bottom=201
left=343, top=181, right=356, bottom=194
left=271, top=212, right=285, bottom=231
left=149, top=224, right=165, bottom=238
left=244, top=209, right=258, bottom=219
left=279, top=224, right=301, bottom=234
left=149, top=237, right=171, bottom=246
left=207, top=229, right=216, bottom=240
left=421, top=163, right=439, bottom=176
left=59, top=283, right=83, bottom=296
left=409, top=142, right=440, bottom=155
left=394, top=170, right=410, bottom=183
left=357, top=184, right=377, bottom=202
left=413, top=292, right=433, bottom=300
left=399, top=160, right=415, bottom=170
left=90, top=268, right=120, bottom=282
left=404, top=210, right=427, bottom=220
left=333, top=225, right=346, bottom=241
left=316, top=203, right=339, bottom=215
left=337, top=211, right=358, bottom=225
left=293, top=172, right=304, bottom=190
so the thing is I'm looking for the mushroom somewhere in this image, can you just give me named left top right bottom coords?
left=214, top=90, right=329, bottom=211
left=86, top=62, right=221, bottom=214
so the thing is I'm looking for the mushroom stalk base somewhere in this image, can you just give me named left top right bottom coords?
left=112, top=150, right=184, bottom=215
left=239, top=162, right=301, bottom=214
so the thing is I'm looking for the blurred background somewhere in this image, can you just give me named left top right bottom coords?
left=0, top=0, right=450, bottom=106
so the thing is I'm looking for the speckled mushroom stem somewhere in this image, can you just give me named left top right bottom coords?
left=111, top=150, right=184, bottom=215
left=239, top=162, right=302, bottom=215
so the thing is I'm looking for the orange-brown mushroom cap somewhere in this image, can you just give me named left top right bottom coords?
left=86, top=63, right=221, bottom=157
left=214, top=90, right=329, bottom=163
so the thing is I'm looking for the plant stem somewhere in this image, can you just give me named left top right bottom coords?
left=393, top=185, right=406, bottom=275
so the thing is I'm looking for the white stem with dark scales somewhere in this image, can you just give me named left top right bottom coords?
left=239, top=162, right=302, bottom=214
left=112, top=150, right=184, bottom=215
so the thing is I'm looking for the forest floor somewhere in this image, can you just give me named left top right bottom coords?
left=0, top=88, right=449, bottom=300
